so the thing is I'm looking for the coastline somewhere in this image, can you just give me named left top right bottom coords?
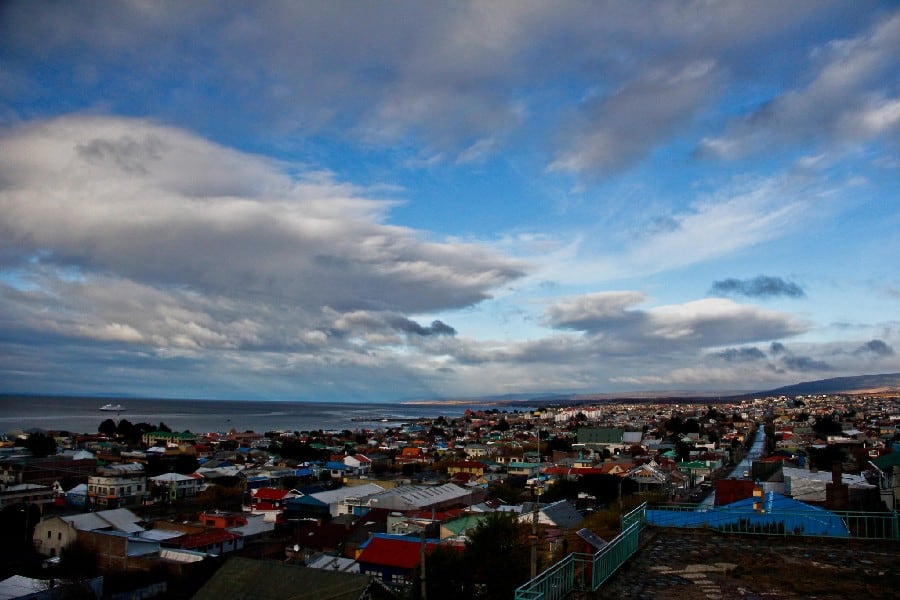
left=0, top=395, right=534, bottom=436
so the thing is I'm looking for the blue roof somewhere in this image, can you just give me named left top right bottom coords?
left=647, top=492, right=849, bottom=537
left=325, top=461, right=347, bottom=470
left=286, top=495, right=327, bottom=507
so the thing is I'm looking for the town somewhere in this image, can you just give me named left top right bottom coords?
left=1, top=393, right=898, bottom=599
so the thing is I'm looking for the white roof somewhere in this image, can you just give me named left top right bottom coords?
left=309, top=483, right=385, bottom=506
left=139, top=529, right=184, bottom=542
left=306, top=554, right=359, bottom=573
left=4, top=483, right=50, bottom=492
left=62, top=508, right=144, bottom=534
left=99, top=462, right=145, bottom=474
left=196, top=466, right=242, bottom=478
left=228, top=513, right=275, bottom=537
left=150, top=472, right=199, bottom=482
left=782, top=466, right=873, bottom=488
left=0, top=575, right=50, bottom=600
left=357, top=483, right=470, bottom=511
left=160, top=548, right=207, bottom=563
left=65, top=450, right=96, bottom=460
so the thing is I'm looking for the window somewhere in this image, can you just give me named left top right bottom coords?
left=47, top=531, right=52, bottom=539
left=58, top=532, right=62, bottom=540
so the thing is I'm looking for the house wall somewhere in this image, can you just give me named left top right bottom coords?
left=88, top=474, right=146, bottom=508
left=32, top=516, right=77, bottom=557
left=79, top=530, right=131, bottom=571
left=357, top=562, right=412, bottom=586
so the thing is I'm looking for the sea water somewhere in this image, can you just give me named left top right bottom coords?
left=0, top=395, right=531, bottom=436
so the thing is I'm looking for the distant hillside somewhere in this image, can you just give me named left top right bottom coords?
left=759, top=373, right=900, bottom=397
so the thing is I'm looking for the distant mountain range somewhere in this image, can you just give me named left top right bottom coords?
left=756, top=372, right=900, bottom=397
left=485, top=372, right=900, bottom=408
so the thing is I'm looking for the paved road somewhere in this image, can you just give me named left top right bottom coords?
left=697, top=425, right=766, bottom=508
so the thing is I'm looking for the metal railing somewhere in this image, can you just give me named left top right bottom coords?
left=514, top=503, right=647, bottom=600
left=514, top=498, right=897, bottom=600
left=646, top=503, right=899, bottom=541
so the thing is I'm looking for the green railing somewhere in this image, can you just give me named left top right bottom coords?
left=514, top=503, right=647, bottom=600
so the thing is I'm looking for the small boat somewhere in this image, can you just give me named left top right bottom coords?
left=100, top=403, right=126, bottom=412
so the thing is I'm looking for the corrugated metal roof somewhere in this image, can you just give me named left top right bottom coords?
left=646, top=492, right=850, bottom=537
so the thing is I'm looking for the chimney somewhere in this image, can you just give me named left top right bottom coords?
left=826, top=460, right=849, bottom=511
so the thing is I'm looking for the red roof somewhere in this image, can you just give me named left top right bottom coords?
left=357, top=536, right=443, bottom=570
left=254, top=487, right=290, bottom=500
left=543, top=466, right=608, bottom=476
left=408, top=508, right=464, bottom=521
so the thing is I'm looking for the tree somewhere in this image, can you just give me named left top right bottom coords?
left=172, top=453, right=199, bottom=474
left=675, top=440, right=693, bottom=462
left=663, top=415, right=684, bottom=435
left=22, top=432, right=57, bottom=458
left=683, top=418, right=700, bottom=434
left=546, top=436, right=572, bottom=454
left=466, top=513, right=530, bottom=600
left=812, top=415, right=842, bottom=437
left=195, top=484, right=243, bottom=512
left=98, top=419, right=117, bottom=437
left=488, top=481, right=524, bottom=503
left=412, top=544, right=472, bottom=600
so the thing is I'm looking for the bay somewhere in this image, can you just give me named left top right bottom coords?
left=0, top=395, right=532, bottom=436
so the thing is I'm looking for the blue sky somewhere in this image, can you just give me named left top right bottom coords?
left=1, top=1, right=898, bottom=402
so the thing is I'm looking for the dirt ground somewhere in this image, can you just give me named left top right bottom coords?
left=595, top=528, right=899, bottom=599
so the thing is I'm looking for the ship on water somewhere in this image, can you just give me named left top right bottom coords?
left=99, top=403, right=126, bottom=412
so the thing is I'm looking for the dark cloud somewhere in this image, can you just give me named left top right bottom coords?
left=782, top=355, right=832, bottom=372
left=390, top=317, right=457, bottom=337
left=713, top=347, right=767, bottom=363
left=770, top=341, right=787, bottom=354
left=854, top=339, right=895, bottom=356
left=710, top=276, right=805, bottom=298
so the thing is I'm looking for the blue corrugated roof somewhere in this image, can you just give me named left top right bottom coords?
left=646, top=492, right=849, bottom=537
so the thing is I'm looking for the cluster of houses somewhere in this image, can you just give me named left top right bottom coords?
left=0, top=392, right=898, bottom=598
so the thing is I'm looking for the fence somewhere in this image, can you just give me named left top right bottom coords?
left=514, top=503, right=647, bottom=600
left=515, top=498, right=898, bottom=600
left=646, top=502, right=899, bottom=541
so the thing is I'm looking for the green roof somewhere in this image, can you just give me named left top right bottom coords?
left=442, top=513, right=490, bottom=536
left=577, top=428, right=625, bottom=444
left=676, top=461, right=709, bottom=469
left=193, top=556, right=374, bottom=600
left=872, top=451, right=900, bottom=469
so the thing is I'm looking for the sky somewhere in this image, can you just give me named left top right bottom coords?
left=1, top=1, right=898, bottom=403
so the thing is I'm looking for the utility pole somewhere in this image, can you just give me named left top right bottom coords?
left=530, top=484, right=542, bottom=578
left=419, top=528, right=427, bottom=600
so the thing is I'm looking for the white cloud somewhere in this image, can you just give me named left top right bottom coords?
left=699, top=11, right=900, bottom=158
left=550, top=59, right=722, bottom=176
left=544, top=293, right=805, bottom=347
left=2, top=1, right=877, bottom=168
left=527, top=172, right=827, bottom=285
left=0, top=116, right=525, bottom=317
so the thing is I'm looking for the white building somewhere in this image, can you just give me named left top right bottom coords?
left=88, top=463, right=147, bottom=508
left=149, top=472, right=204, bottom=500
